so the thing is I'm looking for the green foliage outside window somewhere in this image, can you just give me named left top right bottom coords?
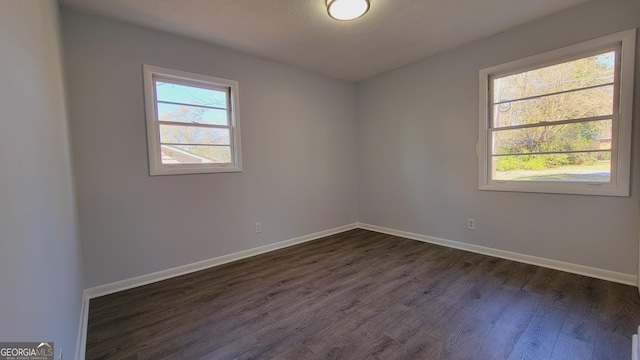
left=492, top=51, right=614, bottom=173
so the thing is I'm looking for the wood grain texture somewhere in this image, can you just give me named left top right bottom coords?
left=86, top=229, right=640, bottom=359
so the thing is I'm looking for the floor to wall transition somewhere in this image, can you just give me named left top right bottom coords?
left=86, top=229, right=640, bottom=360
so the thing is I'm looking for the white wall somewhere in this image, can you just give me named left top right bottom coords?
left=357, top=0, right=640, bottom=275
left=0, top=1, right=84, bottom=358
left=60, top=0, right=639, bottom=292
left=62, top=10, right=359, bottom=288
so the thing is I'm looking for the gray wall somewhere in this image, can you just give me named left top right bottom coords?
left=62, top=10, right=359, bottom=288
left=357, top=0, right=640, bottom=275
left=60, top=0, right=640, bottom=291
left=0, top=1, right=84, bottom=358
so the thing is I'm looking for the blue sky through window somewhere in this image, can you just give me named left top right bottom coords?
left=155, top=81, right=227, bottom=108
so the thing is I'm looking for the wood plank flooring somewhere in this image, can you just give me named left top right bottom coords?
left=86, top=229, right=640, bottom=359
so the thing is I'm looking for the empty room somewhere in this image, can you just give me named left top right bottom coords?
left=2, top=0, right=640, bottom=359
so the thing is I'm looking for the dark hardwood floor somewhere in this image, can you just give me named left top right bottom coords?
left=86, top=229, right=640, bottom=359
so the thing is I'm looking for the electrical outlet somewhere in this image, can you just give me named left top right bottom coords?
left=467, top=218, right=476, bottom=230
left=255, top=222, right=262, bottom=233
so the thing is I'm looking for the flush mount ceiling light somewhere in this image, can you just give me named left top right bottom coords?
left=327, top=0, right=370, bottom=21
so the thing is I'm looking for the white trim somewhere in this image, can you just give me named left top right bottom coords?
left=358, top=222, right=636, bottom=286
left=637, top=233, right=640, bottom=296
left=76, top=223, right=356, bottom=359
left=478, top=29, right=636, bottom=196
left=75, top=222, right=636, bottom=358
left=75, top=293, right=90, bottom=360
left=84, top=223, right=357, bottom=299
left=143, top=64, right=243, bottom=176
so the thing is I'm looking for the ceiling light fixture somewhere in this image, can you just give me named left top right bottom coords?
left=327, top=0, right=370, bottom=21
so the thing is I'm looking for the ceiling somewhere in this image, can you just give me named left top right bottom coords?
left=58, top=0, right=592, bottom=82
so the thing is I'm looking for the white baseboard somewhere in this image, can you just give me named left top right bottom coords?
left=76, top=221, right=635, bottom=359
left=358, top=222, right=637, bottom=286
left=76, top=223, right=357, bottom=359
left=84, top=223, right=358, bottom=299
left=75, top=293, right=89, bottom=360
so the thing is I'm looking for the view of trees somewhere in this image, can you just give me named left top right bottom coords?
left=154, top=57, right=614, bottom=170
left=156, top=82, right=232, bottom=164
left=492, top=51, right=615, bottom=174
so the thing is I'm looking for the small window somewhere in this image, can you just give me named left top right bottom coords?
left=143, top=65, right=242, bottom=175
left=478, top=29, right=635, bottom=196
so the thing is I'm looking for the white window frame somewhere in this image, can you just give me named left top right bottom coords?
left=478, top=29, right=635, bottom=196
left=143, top=64, right=242, bottom=175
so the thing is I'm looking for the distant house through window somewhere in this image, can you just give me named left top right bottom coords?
left=143, top=65, right=242, bottom=175
left=478, top=29, right=635, bottom=196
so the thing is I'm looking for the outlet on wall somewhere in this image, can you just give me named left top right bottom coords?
left=255, top=222, right=262, bottom=233
left=467, top=218, right=476, bottom=230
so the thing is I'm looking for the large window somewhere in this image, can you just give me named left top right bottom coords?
left=478, top=29, right=635, bottom=196
left=143, top=65, right=242, bottom=175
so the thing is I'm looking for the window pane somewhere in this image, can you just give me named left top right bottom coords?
left=161, top=145, right=231, bottom=164
left=493, top=85, right=613, bottom=127
left=159, top=124, right=230, bottom=145
left=157, top=103, right=228, bottom=126
left=493, top=51, right=615, bottom=103
left=492, top=120, right=612, bottom=155
left=155, top=81, right=227, bottom=109
left=493, top=152, right=611, bottom=183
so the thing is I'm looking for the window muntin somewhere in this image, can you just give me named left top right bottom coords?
left=492, top=52, right=615, bottom=103
left=493, top=84, right=614, bottom=125
left=478, top=29, right=635, bottom=196
left=144, top=65, right=242, bottom=175
left=490, top=48, right=616, bottom=184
